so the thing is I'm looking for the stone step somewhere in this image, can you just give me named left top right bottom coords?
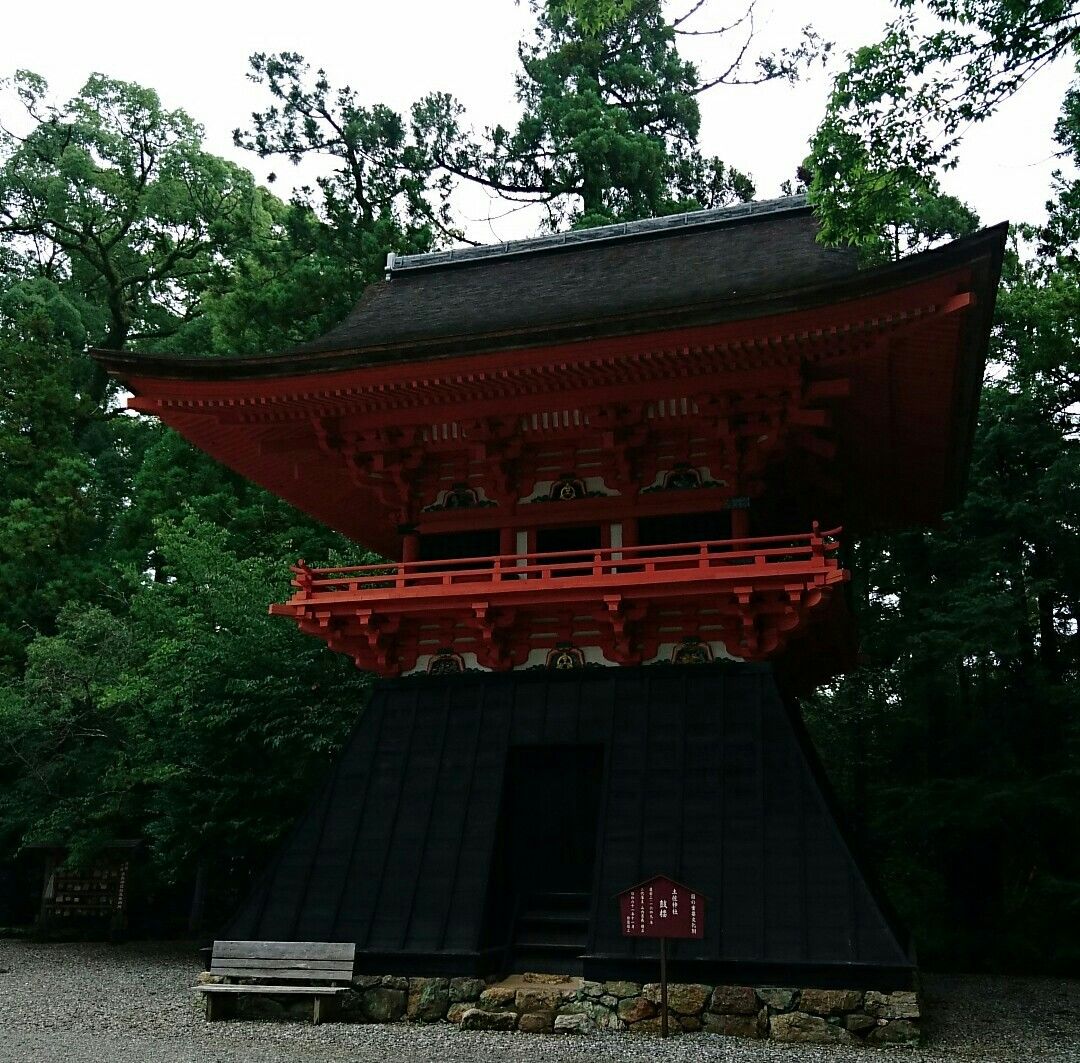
left=525, top=891, right=590, bottom=911
left=508, top=955, right=584, bottom=976
left=512, top=939, right=587, bottom=954
left=515, top=925, right=588, bottom=946
left=517, top=910, right=589, bottom=926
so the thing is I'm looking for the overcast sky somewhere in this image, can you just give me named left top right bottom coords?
left=2, top=1, right=1075, bottom=244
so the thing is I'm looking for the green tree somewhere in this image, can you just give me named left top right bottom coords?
left=808, top=2, right=1080, bottom=248
left=0, top=515, right=368, bottom=916
left=0, top=71, right=368, bottom=913
left=0, top=71, right=306, bottom=670
left=0, top=280, right=116, bottom=672
left=803, top=44, right=1080, bottom=970
left=0, top=72, right=271, bottom=360
left=419, top=0, right=828, bottom=229
left=227, top=50, right=458, bottom=346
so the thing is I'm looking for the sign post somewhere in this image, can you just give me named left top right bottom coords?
left=617, top=875, right=705, bottom=1038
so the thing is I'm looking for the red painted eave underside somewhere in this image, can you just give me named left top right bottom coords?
left=108, top=242, right=1002, bottom=554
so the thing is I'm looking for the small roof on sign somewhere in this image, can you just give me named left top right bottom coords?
left=614, top=874, right=709, bottom=900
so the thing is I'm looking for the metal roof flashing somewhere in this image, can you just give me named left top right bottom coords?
left=384, top=195, right=809, bottom=277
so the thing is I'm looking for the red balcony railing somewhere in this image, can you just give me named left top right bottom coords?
left=272, top=525, right=845, bottom=673
left=281, top=524, right=841, bottom=604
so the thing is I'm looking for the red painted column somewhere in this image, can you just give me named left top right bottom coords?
left=401, top=530, right=420, bottom=564
left=730, top=507, right=750, bottom=540
left=499, top=526, right=515, bottom=558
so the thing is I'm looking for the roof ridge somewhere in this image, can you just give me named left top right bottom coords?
left=386, top=195, right=808, bottom=275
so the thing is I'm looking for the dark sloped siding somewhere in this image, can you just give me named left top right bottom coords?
left=226, top=666, right=911, bottom=982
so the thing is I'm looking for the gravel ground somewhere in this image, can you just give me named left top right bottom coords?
left=1, top=939, right=1078, bottom=1063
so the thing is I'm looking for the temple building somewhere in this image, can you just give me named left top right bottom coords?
left=94, top=196, right=1005, bottom=995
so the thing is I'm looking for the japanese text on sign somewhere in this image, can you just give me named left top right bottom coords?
left=617, top=875, right=704, bottom=939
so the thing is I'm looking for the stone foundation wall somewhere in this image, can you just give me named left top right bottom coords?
left=203, top=971, right=920, bottom=1044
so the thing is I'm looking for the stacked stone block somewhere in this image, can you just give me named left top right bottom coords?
left=331, top=974, right=921, bottom=1044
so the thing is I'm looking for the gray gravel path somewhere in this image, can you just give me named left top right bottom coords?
left=0, top=939, right=1077, bottom=1063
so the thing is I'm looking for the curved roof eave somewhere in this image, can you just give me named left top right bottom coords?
left=89, top=222, right=1007, bottom=384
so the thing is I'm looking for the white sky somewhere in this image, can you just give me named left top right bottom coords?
left=2, top=0, right=1075, bottom=243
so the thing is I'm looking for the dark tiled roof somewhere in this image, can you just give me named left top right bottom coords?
left=386, top=194, right=813, bottom=270
left=295, top=196, right=856, bottom=356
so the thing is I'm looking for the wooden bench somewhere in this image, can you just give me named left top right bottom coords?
left=194, top=940, right=355, bottom=1023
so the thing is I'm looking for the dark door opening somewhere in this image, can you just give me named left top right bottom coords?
left=637, top=509, right=731, bottom=548
left=484, top=745, right=604, bottom=974
left=635, top=509, right=730, bottom=548
left=535, top=525, right=601, bottom=576
left=418, top=529, right=500, bottom=573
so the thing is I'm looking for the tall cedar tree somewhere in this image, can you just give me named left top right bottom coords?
left=415, top=0, right=828, bottom=228
left=226, top=50, right=459, bottom=348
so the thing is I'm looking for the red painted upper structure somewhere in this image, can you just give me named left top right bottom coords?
left=92, top=198, right=1006, bottom=683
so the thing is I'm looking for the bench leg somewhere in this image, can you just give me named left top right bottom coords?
left=205, top=994, right=234, bottom=1022
left=312, top=994, right=341, bottom=1025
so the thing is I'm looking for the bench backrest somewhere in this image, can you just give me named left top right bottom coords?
left=210, top=940, right=356, bottom=982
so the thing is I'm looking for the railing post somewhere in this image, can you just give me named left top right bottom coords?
left=593, top=551, right=602, bottom=577
left=292, top=560, right=313, bottom=599
left=698, top=543, right=709, bottom=569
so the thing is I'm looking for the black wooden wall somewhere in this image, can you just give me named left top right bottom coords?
left=226, top=665, right=913, bottom=985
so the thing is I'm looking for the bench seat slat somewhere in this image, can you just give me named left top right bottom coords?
left=209, top=958, right=353, bottom=972
left=209, top=967, right=350, bottom=982
left=196, top=985, right=350, bottom=996
left=212, top=940, right=355, bottom=962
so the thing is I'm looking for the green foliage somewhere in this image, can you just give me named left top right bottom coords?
left=807, top=109, right=980, bottom=257
left=0, top=71, right=272, bottom=355
left=226, top=51, right=457, bottom=346
left=418, top=0, right=829, bottom=228
left=808, top=1, right=1080, bottom=249
left=0, top=68, right=374, bottom=920
left=0, top=279, right=130, bottom=673
left=803, top=33, right=1080, bottom=970
left=0, top=514, right=368, bottom=897
left=549, top=0, right=634, bottom=34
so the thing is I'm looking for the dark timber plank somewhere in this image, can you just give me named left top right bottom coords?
left=197, top=985, right=350, bottom=995
left=213, top=940, right=355, bottom=961
left=208, top=958, right=352, bottom=970
left=209, top=967, right=349, bottom=982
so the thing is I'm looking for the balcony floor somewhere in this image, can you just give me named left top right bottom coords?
left=271, top=527, right=847, bottom=676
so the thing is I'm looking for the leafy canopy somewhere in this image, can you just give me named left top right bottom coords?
left=0, top=71, right=270, bottom=355
left=417, top=0, right=828, bottom=229
left=808, top=1, right=1080, bottom=249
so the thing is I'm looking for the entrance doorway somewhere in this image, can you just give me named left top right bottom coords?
left=637, top=509, right=730, bottom=548
left=535, top=525, right=601, bottom=577
left=485, top=745, right=604, bottom=973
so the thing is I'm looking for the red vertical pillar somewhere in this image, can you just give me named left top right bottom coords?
left=730, top=507, right=750, bottom=540
left=499, top=526, right=515, bottom=558
left=401, top=530, right=420, bottom=564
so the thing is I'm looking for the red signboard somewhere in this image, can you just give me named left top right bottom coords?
left=618, top=875, right=704, bottom=939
